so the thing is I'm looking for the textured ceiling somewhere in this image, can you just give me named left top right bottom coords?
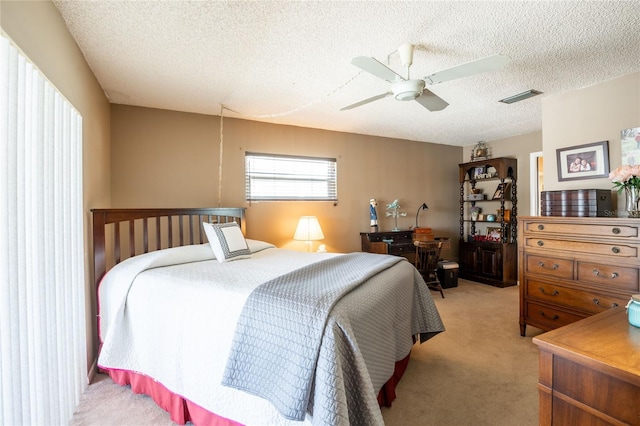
left=52, top=0, right=640, bottom=147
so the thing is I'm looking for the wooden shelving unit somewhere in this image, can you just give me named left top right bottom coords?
left=458, top=157, right=517, bottom=287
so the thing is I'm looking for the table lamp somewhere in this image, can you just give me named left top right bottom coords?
left=415, top=202, right=429, bottom=228
left=293, top=216, right=325, bottom=252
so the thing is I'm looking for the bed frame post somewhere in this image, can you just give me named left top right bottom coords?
left=92, top=210, right=107, bottom=292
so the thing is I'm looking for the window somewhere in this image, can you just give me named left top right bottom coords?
left=245, top=152, right=337, bottom=201
left=1, top=34, right=86, bottom=424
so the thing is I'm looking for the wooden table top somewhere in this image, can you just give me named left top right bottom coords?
left=533, top=307, right=640, bottom=384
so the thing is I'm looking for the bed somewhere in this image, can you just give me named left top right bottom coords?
left=92, top=207, right=444, bottom=426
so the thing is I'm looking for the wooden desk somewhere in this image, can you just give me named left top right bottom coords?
left=360, top=230, right=415, bottom=263
left=533, top=308, right=640, bottom=425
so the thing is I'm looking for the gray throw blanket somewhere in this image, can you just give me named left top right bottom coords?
left=221, top=252, right=403, bottom=421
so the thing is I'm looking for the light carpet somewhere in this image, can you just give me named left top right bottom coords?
left=71, top=279, right=544, bottom=426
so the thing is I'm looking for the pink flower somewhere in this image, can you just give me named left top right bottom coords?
left=609, top=164, right=640, bottom=184
left=609, top=165, right=640, bottom=192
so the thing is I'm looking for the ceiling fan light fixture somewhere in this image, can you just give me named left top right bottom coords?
left=499, top=89, right=542, bottom=104
left=393, top=79, right=425, bottom=101
left=398, top=43, right=415, bottom=68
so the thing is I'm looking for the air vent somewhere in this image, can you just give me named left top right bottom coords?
left=499, top=89, right=542, bottom=104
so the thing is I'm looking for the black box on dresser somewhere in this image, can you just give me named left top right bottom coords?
left=540, top=189, right=612, bottom=217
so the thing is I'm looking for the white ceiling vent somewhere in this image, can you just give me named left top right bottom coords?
left=499, top=90, right=543, bottom=104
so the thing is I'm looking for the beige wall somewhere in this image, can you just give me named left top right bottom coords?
left=462, top=131, right=543, bottom=218
left=542, top=72, right=640, bottom=213
left=111, top=104, right=462, bottom=257
left=1, top=0, right=111, bottom=374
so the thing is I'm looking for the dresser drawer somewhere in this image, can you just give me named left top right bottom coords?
left=552, top=398, right=610, bottom=426
left=524, top=221, right=639, bottom=239
left=523, top=237, right=639, bottom=259
left=388, top=243, right=414, bottom=257
left=525, top=254, right=574, bottom=280
left=526, top=279, right=626, bottom=315
left=525, top=301, right=585, bottom=329
left=553, top=357, right=640, bottom=425
left=577, top=261, right=639, bottom=292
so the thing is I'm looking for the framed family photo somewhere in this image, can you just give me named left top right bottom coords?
left=556, top=140, right=610, bottom=181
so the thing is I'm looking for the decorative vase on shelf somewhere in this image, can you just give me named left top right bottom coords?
left=625, top=185, right=640, bottom=218
left=469, top=206, right=481, bottom=221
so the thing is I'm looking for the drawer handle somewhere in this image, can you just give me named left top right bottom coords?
left=537, top=240, right=544, bottom=246
left=593, top=298, right=600, bottom=305
left=592, top=269, right=619, bottom=279
left=612, top=303, right=619, bottom=308
left=537, top=224, right=545, bottom=231
left=612, top=227, right=621, bottom=234
left=612, top=247, right=621, bottom=254
left=539, top=287, right=559, bottom=296
left=538, top=261, right=558, bottom=270
left=540, top=311, right=559, bottom=320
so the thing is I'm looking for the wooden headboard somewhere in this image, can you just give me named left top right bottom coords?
left=91, top=207, right=246, bottom=290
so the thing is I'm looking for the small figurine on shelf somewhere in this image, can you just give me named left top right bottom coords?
left=369, top=198, right=378, bottom=232
left=470, top=206, right=481, bottom=221
left=385, top=199, right=407, bottom=231
left=471, top=141, right=489, bottom=161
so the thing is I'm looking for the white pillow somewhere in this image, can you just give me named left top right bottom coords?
left=203, top=221, right=251, bottom=262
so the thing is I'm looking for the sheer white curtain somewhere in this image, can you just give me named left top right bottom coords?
left=0, top=34, right=87, bottom=425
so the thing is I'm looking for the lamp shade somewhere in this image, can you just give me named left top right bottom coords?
left=293, top=216, right=325, bottom=241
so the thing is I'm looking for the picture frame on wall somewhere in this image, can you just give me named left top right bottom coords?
left=621, top=127, right=640, bottom=165
left=556, top=140, right=610, bottom=181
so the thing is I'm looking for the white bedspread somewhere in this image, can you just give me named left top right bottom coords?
left=97, top=241, right=444, bottom=425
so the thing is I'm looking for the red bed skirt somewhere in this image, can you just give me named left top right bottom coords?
left=104, top=352, right=410, bottom=425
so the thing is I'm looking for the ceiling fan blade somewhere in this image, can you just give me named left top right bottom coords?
left=424, top=54, right=510, bottom=85
left=415, top=89, right=449, bottom=112
left=351, top=56, right=404, bottom=82
left=340, top=92, right=392, bottom=111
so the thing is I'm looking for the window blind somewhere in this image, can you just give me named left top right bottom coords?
left=245, top=152, right=337, bottom=201
left=0, top=34, right=86, bottom=425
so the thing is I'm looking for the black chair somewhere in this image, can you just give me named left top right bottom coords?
left=414, top=240, right=444, bottom=298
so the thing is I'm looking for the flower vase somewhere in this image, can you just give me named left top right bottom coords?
left=625, top=186, right=640, bottom=218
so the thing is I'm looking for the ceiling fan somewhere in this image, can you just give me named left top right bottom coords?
left=340, top=43, right=510, bottom=112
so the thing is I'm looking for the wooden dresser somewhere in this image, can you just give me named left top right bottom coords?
left=519, top=216, right=640, bottom=336
left=533, top=308, right=640, bottom=425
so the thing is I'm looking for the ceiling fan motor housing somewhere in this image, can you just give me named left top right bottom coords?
left=393, top=79, right=425, bottom=101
